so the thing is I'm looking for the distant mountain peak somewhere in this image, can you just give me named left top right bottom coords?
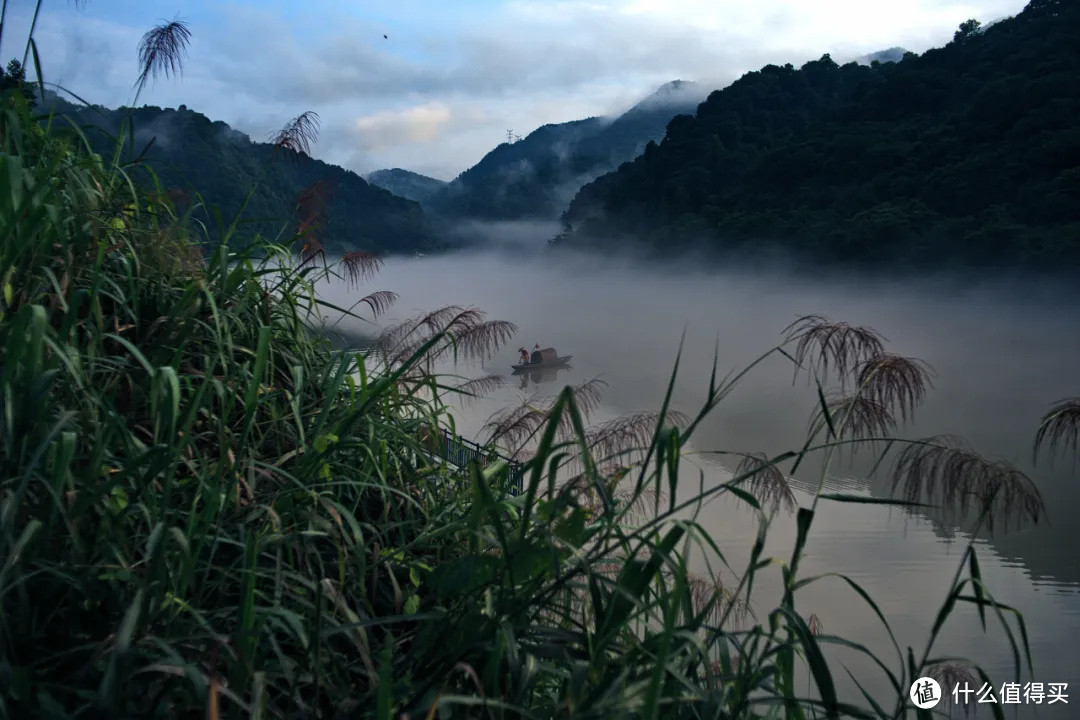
left=627, top=80, right=707, bottom=114
left=366, top=168, right=447, bottom=206
left=426, top=78, right=713, bottom=221
left=656, top=79, right=694, bottom=93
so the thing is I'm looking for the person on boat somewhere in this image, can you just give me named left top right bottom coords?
left=518, top=347, right=530, bottom=364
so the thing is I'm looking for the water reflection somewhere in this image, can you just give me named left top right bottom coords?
left=513, top=363, right=573, bottom=390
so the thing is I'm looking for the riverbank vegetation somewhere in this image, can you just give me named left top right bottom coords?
left=2, top=7, right=1078, bottom=720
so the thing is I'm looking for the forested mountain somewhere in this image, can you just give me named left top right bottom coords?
left=559, top=0, right=1080, bottom=269
left=366, top=168, right=447, bottom=205
left=43, top=97, right=440, bottom=255
left=429, top=80, right=708, bottom=219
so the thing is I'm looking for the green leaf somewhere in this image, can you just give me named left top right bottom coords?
left=775, top=606, right=840, bottom=718
left=818, top=493, right=929, bottom=507
left=816, top=380, right=837, bottom=439
left=107, top=486, right=129, bottom=514
left=969, top=548, right=987, bottom=632
left=314, top=433, right=339, bottom=453
left=1, top=265, right=14, bottom=305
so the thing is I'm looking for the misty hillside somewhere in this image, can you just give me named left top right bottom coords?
left=560, top=0, right=1080, bottom=269
left=43, top=96, right=440, bottom=256
left=428, top=80, right=708, bottom=220
left=366, top=168, right=447, bottom=205
left=575, top=80, right=709, bottom=162
left=856, top=46, right=908, bottom=65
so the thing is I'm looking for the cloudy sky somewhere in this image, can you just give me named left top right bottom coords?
left=4, top=0, right=1027, bottom=180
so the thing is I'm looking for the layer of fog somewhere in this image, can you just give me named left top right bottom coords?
left=322, top=240, right=1080, bottom=562
left=317, top=244, right=1080, bottom=714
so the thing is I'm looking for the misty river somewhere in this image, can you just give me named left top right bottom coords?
left=318, top=228, right=1080, bottom=716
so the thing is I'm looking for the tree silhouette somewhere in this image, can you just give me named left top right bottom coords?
left=953, top=18, right=982, bottom=44
left=0, top=59, right=36, bottom=107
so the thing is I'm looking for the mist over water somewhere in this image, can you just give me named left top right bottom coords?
left=320, top=237, right=1080, bottom=715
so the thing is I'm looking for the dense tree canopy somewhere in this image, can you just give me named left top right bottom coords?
left=560, top=0, right=1080, bottom=269
left=42, top=96, right=440, bottom=255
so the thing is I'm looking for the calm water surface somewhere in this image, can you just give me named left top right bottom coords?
left=320, top=241, right=1080, bottom=716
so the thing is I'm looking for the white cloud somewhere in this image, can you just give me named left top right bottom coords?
left=351, top=103, right=453, bottom=149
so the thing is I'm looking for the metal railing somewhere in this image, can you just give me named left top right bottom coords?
left=421, top=424, right=524, bottom=495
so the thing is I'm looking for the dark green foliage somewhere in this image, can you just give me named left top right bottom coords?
left=43, top=96, right=440, bottom=255
left=3, top=7, right=1074, bottom=719
left=953, top=19, right=982, bottom=44
left=0, top=80, right=1058, bottom=720
left=0, top=59, right=36, bottom=108
left=431, top=81, right=706, bottom=219
left=561, top=0, right=1080, bottom=269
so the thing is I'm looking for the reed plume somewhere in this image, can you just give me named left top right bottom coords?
left=483, top=379, right=608, bottom=449
left=454, top=374, right=507, bottom=399
left=689, top=572, right=749, bottom=628
left=450, top=319, right=519, bottom=363
left=341, top=251, right=382, bottom=286
left=299, top=236, right=323, bottom=264
left=785, top=314, right=887, bottom=382
left=564, top=377, right=606, bottom=418
left=297, top=178, right=334, bottom=229
left=612, top=482, right=664, bottom=520
left=376, top=306, right=479, bottom=356
left=812, top=392, right=897, bottom=440
left=855, top=353, right=934, bottom=424
left=733, top=452, right=796, bottom=513
left=136, top=19, right=191, bottom=89
left=585, top=410, right=690, bottom=464
left=272, top=110, right=321, bottom=158
left=891, top=436, right=1044, bottom=534
left=928, top=662, right=976, bottom=716
left=1033, top=397, right=1080, bottom=465
left=374, top=305, right=517, bottom=367
left=295, top=178, right=336, bottom=261
left=483, top=405, right=549, bottom=450
left=561, top=465, right=663, bottom=521
left=357, top=289, right=397, bottom=318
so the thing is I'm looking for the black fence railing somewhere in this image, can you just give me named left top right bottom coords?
left=422, top=425, right=524, bottom=495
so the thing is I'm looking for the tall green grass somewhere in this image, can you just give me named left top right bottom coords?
left=2, top=7, right=1076, bottom=720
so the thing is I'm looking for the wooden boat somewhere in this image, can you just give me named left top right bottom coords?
left=512, top=347, right=572, bottom=372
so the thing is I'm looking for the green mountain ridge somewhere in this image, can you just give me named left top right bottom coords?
left=429, top=80, right=708, bottom=220
left=42, top=95, right=441, bottom=256
left=559, top=0, right=1080, bottom=269
left=365, top=168, right=447, bottom=205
